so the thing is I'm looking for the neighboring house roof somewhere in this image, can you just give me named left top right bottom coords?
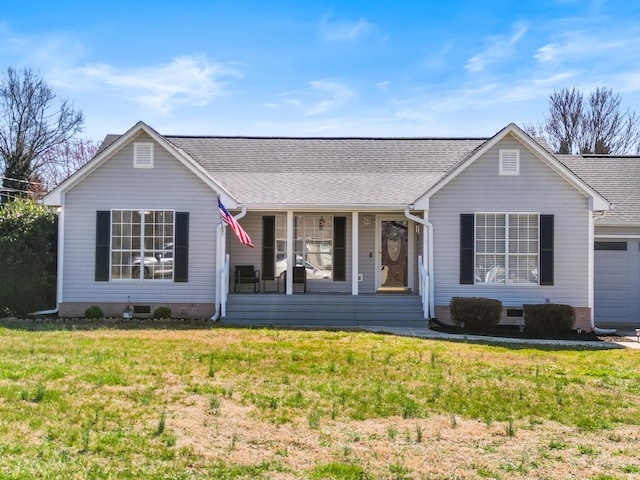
left=558, top=154, right=640, bottom=225
left=165, top=135, right=486, bottom=208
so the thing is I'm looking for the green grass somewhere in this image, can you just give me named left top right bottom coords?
left=0, top=325, right=639, bottom=478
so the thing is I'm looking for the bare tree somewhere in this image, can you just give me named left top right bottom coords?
left=546, top=87, right=584, bottom=154
left=580, top=87, right=640, bottom=154
left=37, top=138, right=99, bottom=190
left=526, top=86, right=640, bottom=155
left=0, top=66, right=84, bottom=202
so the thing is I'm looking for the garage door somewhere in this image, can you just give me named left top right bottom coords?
left=594, top=240, right=640, bottom=327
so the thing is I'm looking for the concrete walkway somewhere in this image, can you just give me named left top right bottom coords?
left=361, top=325, right=640, bottom=350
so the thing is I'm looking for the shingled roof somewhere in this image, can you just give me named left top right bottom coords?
left=93, top=128, right=638, bottom=224
left=164, top=136, right=486, bottom=207
left=557, top=154, right=640, bottom=225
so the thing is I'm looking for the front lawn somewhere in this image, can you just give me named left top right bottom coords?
left=0, top=325, right=639, bottom=479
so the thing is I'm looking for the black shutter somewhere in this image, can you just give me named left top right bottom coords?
left=95, top=211, right=111, bottom=281
left=539, top=214, right=554, bottom=285
left=333, top=216, right=347, bottom=281
left=262, top=216, right=275, bottom=280
left=460, top=214, right=475, bottom=285
left=174, top=212, right=189, bottom=282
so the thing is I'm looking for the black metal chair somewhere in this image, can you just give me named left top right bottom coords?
left=234, top=265, right=260, bottom=293
left=292, top=265, right=306, bottom=292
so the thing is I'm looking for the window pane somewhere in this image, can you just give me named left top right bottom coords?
left=509, top=255, right=538, bottom=284
left=507, top=214, right=539, bottom=284
left=475, top=255, right=505, bottom=284
left=293, top=215, right=333, bottom=280
left=594, top=241, right=627, bottom=251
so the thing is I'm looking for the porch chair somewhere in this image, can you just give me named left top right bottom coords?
left=234, top=265, right=261, bottom=293
left=292, top=265, right=307, bottom=292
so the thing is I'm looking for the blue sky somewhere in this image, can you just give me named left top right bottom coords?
left=2, top=0, right=640, bottom=141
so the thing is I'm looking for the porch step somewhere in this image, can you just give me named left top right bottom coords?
left=222, top=293, right=427, bottom=328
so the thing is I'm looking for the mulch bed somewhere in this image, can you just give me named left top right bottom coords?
left=428, top=320, right=623, bottom=342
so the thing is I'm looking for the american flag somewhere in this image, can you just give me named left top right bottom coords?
left=218, top=199, right=254, bottom=248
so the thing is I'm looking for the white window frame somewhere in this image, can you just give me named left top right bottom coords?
left=110, top=209, right=174, bottom=281
left=499, top=149, right=520, bottom=176
left=134, top=142, right=154, bottom=168
left=475, top=212, right=539, bottom=286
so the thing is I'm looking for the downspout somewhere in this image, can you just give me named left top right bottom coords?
left=210, top=206, right=247, bottom=321
left=404, top=208, right=435, bottom=318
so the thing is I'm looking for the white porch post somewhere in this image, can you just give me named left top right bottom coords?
left=286, top=210, right=294, bottom=295
left=352, top=211, right=359, bottom=295
left=423, top=211, right=429, bottom=280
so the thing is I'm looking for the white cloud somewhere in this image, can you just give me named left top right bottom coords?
left=281, top=79, right=355, bottom=115
left=319, top=15, right=375, bottom=42
left=535, top=32, right=628, bottom=63
left=78, top=56, right=242, bottom=114
left=465, top=23, right=528, bottom=73
left=375, top=81, right=390, bottom=92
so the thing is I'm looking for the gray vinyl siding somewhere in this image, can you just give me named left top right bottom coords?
left=62, top=133, right=219, bottom=304
left=358, top=216, right=377, bottom=293
left=228, top=212, right=353, bottom=293
left=430, top=134, right=591, bottom=308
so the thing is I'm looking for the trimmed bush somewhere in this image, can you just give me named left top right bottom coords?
left=0, top=199, right=57, bottom=316
left=84, top=305, right=104, bottom=319
left=523, top=304, right=575, bottom=337
left=153, top=306, right=172, bottom=319
left=449, top=297, right=502, bottom=333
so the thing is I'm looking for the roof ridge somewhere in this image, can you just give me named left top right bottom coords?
left=162, top=135, right=489, bottom=141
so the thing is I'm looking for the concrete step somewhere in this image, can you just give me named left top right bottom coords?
left=222, top=293, right=427, bottom=328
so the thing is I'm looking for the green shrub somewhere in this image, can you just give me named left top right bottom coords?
left=523, top=304, right=575, bottom=336
left=0, top=199, right=57, bottom=316
left=84, top=305, right=104, bottom=319
left=449, top=297, right=502, bottom=333
left=153, top=306, right=172, bottom=319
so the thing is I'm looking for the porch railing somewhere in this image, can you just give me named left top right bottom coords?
left=221, top=253, right=230, bottom=317
left=418, top=255, right=429, bottom=319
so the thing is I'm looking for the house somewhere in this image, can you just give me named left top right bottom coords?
left=43, top=121, right=640, bottom=331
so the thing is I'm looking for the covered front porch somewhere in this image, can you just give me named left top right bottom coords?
left=215, top=209, right=433, bottom=321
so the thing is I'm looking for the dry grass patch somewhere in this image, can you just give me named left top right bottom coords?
left=0, top=325, right=639, bottom=478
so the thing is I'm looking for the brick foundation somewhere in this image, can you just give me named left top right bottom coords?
left=59, top=302, right=215, bottom=319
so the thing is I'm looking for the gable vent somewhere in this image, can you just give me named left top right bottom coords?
left=499, top=149, right=519, bottom=175
left=134, top=142, right=154, bottom=168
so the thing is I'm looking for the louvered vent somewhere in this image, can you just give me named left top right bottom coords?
left=499, top=149, right=519, bottom=175
left=134, top=142, right=154, bottom=168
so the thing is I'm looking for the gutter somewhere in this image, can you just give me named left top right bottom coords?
left=404, top=208, right=435, bottom=318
